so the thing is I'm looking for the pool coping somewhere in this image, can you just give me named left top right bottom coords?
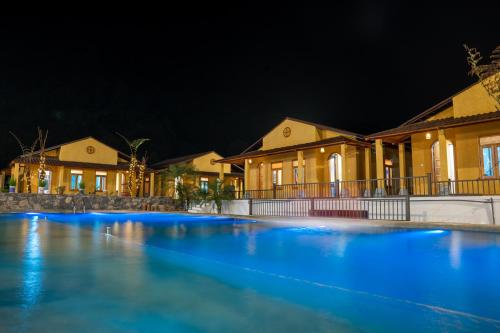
left=2, top=209, right=499, bottom=233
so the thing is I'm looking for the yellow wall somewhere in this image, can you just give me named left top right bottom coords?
left=59, top=138, right=118, bottom=165
left=452, top=82, right=499, bottom=118
left=192, top=152, right=231, bottom=174
left=261, top=119, right=348, bottom=150
left=411, top=120, right=500, bottom=180
left=427, top=106, right=454, bottom=121
left=245, top=144, right=365, bottom=191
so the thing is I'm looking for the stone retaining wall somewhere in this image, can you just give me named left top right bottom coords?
left=0, top=193, right=175, bottom=212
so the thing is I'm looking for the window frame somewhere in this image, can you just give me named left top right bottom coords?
left=95, top=174, right=107, bottom=192
left=271, top=162, right=283, bottom=186
left=480, top=143, right=500, bottom=178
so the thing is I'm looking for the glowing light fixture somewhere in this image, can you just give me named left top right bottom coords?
left=248, top=159, right=252, bottom=164
left=425, top=132, right=432, bottom=140
left=320, top=147, right=325, bottom=153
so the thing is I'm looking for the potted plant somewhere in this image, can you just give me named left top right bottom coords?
left=78, top=181, right=85, bottom=194
left=8, top=178, right=16, bottom=193
left=57, top=186, right=65, bottom=195
left=38, top=179, right=47, bottom=194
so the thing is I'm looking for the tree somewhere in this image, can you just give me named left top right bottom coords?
left=9, top=132, right=38, bottom=193
left=116, top=133, right=150, bottom=197
left=464, top=44, right=500, bottom=107
left=198, top=179, right=234, bottom=214
left=160, top=164, right=198, bottom=208
left=37, top=128, right=49, bottom=184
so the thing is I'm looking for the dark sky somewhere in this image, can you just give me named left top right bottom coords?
left=0, top=9, right=498, bottom=166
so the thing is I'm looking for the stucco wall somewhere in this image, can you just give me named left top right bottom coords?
left=411, top=120, right=500, bottom=180
left=410, top=196, right=499, bottom=225
left=0, top=193, right=174, bottom=212
left=59, top=137, right=118, bottom=165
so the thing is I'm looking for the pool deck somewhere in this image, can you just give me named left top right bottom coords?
left=227, top=215, right=500, bottom=233
left=2, top=209, right=500, bottom=233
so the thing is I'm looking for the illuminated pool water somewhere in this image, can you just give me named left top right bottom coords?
left=1, top=212, right=500, bottom=332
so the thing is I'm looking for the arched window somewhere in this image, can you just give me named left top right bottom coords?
left=432, top=140, right=455, bottom=181
left=328, top=153, right=342, bottom=182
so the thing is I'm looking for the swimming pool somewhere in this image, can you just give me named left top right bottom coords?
left=1, top=212, right=499, bottom=332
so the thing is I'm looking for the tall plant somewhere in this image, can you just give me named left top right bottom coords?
left=37, top=127, right=49, bottom=183
left=116, top=133, right=150, bottom=197
left=9, top=132, right=39, bottom=193
left=160, top=164, right=198, bottom=206
left=199, top=179, right=234, bottom=214
left=464, top=44, right=500, bottom=107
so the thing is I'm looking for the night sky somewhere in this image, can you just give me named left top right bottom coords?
left=0, top=9, right=498, bottom=166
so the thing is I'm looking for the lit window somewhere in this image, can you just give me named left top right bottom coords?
left=480, top=136, right=500, bottom=178
left=271, top=162, right=283, bottom=185
left=200, top=177, right=209, bottom=193
left=70, top=170, right=83, bottom=190
left=96, top=171, right=107, bottom=191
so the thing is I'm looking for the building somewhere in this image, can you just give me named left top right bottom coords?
left=217, top=117, right=378, bottom=198
left=152, top=151, right=243, bottom=197
left=368, top=81, right=500, bottom=195
left=8, top=137, right=155, bottom=196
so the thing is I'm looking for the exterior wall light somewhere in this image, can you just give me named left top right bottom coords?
left=248, top=159, right=252, bottom=164
left=425, top=132, right=432, bottom=140
left=320, top=147, right=325, bottom=153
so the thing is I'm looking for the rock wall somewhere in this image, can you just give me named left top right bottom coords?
left=0, top=193, right=175, bottom=212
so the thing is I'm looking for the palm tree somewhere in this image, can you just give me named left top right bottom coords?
left=160, top=164, right=198, bottom=208
left=116, top=133, right=150, bottom=197
left=199, top=179, right=234, bottom=214
left=9, top=132, right=39, bottom=193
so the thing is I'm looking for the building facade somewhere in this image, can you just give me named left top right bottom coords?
left=368, top=81, right=500, bottom=195
left=217, top=117, right=386, bottom=198
left=152, top=151, right=243, bottom=197
left=8, top=137, right=155, bottom=196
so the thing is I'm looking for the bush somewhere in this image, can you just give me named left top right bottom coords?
left=8, top=178, right=16, bottom=187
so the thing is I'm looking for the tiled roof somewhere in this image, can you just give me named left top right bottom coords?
left=368, top=111, right=500, bottom=139
left=217, top=136, right=369, bottom=163
left=11, top=156, right=142, bottom=171
left=151, top=151, right=216, bottom=169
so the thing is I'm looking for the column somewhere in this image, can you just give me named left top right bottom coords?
left=297, top=150, right=304, bottom=183
left=398, top=143, right=407, bottom=195
left=13, top=163, right=20, bottom=193
left=438, top=130, right=449, bottom=181
left=219, top=163, right=225, bottom=181
left=58, top=166, right=65, bottom=186
left=364, top=147, right=371, bottom=197
left=438, top=129, right=449, bottom=195
left=375, top=139, right=385, bottom=196
left=149, top=172, right=155, bottom=197
left=0, top=171, right=5, bottom=191
left=244, top=159, right=250, bottom=192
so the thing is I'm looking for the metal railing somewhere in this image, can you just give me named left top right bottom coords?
left=250, top=197, right=410, bottom=221
left=234, top=175, right=500, bottom=199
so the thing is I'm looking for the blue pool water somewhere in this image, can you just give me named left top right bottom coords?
left=1, top=213, right=500, bottom=332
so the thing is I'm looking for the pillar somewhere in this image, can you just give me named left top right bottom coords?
left=398, top=143, right=408, bottom=195
left=375, top=139, right=385, bottom=196
left=149, top=172, right=155, bottom=197
left=13, top=163, right=20, bottom=193
left=297, top=150, right=304, bottom=183
left=58, top=166, right=65, bottom=186
left=364, top=147, right=371, bottom=196
left=340, top=144, right=347, bottom=180
left=219, top=163, right=225, bottom=181
left=244, top=159, right=250, bottom=191
left=438, top=129, right=449, bottom=182
left=0, top=171, right=5, bottom=191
